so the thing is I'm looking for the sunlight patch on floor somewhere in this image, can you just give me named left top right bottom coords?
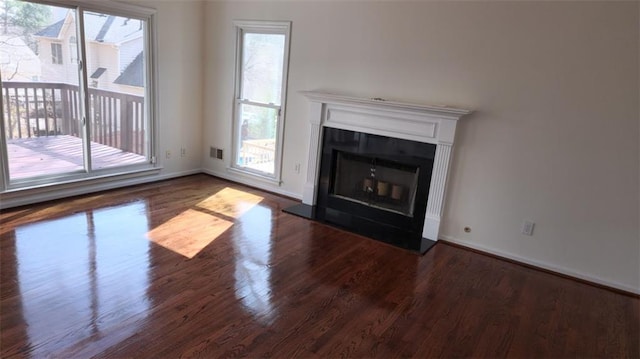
left=146, top=209, right=233, bottom=258
left=196, top=187, right=264, bottom=218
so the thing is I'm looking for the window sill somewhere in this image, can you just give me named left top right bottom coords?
left=3, top=164, right=160, bottom=193
left=0, top=166, right=162, bottom=209
left=227, top=166, right=281, bottom=186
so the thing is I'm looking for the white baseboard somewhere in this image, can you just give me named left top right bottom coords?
left=439, top=235, right=640, bottom=295
left=0, top=169, right=202, bottom=209
left=0, top=167, right=302, bottom=210
left=202, top=168, right=302, bottom=200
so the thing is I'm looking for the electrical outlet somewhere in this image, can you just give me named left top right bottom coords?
left=294, top=163, right=301, bottom=174
left=165, top=150, right=171, bottom=159
left=180, top=147, right=186, bottom=157
left=521, top=220, right=535, bottom=236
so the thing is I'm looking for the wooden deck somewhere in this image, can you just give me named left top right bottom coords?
left=6, top=135, right=146, bottom=180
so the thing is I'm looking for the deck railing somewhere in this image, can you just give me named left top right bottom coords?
left=2, top=81, right=145, bottom=155
left=240, top=139, right=275, bottom=166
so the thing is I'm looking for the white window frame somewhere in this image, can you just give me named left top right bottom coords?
left=0, top=0, right=159, bottom=193
left=69, top=35, right=77, bottom=63
left=231, top=20, right=291, bottom=184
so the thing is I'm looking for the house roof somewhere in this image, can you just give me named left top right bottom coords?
left=95, top=16, right=116, bottom=42
left=35, top=18, right=65, bottom=38
left=34, top=11, right=142, bottom=44
left=114, top=52, right=143, bottom=87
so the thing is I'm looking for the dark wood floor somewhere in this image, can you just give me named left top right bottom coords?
left=1, top=174, right=638, bottom=358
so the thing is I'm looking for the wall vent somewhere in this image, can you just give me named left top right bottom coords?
left=210, top=146, right=223, bottom=160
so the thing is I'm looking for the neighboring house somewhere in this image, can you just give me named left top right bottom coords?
left=114, top=51, right=144, bottom=95
left=0, top=35, right=41, bottom=82
left=33, top=10, right=144, bottom=96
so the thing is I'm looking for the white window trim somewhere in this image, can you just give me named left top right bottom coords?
left=31, top=0, right=156, bottom=18
left=0, top=0, right=159, bottom=193
left=231, top=20, right=291, bottom=185
left=69, top=36, right=78, bottom=63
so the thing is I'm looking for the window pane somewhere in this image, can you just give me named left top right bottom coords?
left=83, top=11, right=148, bottom=170
left=1, top=4, right=84, bottom=181
left=51, top=43, right=63, bottom=64
left=237, top=103, right=278, bottom=175
left=69, top=36, right=77, bottom=63
left=240, top=33, right=285, bottom=105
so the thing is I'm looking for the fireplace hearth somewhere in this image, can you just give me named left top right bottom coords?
left=284, top=92, right=472, bottom=253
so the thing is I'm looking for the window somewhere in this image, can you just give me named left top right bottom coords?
left=0, top=1, right=157, bottom=190
left=232, top=21, right=291, bottom=181
left=51, top=43, right=63, bottom=64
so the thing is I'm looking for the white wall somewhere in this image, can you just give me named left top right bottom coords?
left=202, top=1, right=639, bottom=292
left=100, top=0, right=204, bottom=174
left=136, top=0, right=204, bottom=174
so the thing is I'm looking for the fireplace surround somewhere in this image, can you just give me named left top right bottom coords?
left=286, top=91, right=471, bottom=253
left=315, top=127, right=437, bottom=251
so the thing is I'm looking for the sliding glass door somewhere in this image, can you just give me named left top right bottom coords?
left=82, top=10, right=148, bottom=171
left=1, top=3, right=84, bottom=181
left=0, top=0, right=154, bottom=188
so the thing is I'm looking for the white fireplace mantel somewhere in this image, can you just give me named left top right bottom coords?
left=301, top=91, right=472, bottom=242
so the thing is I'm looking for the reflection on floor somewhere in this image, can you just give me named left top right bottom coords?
left=12, top=202, right=151, bottom=358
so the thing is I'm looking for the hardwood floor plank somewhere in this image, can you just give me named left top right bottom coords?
left=1, top=174, right=638, bottom=358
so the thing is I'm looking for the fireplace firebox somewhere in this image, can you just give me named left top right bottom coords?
left=315, top=127, right=436, bottom=252
left=331, top=151, right=419, bottom=217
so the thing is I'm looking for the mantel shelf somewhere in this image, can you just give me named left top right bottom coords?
left=300, top=90, right=473, bottom=118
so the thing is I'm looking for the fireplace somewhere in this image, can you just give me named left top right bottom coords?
left=315, top=127, right=436, bottom=251
left=285, top=92, right=471, bottom=253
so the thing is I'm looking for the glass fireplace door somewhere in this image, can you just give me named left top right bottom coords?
left=330, top=151, right=420, bottom=217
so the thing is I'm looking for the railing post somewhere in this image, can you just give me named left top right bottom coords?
left=121, top=97, right=133, bottom=153
left=32, top=87, right=39, bottom=137
left=3, top=87, right=13, bottom=139
left=72, top=87, right=79, bottom=136
left=61, top=87, right=71, bottom=135
left=91, top=92, right=97, bottom=143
